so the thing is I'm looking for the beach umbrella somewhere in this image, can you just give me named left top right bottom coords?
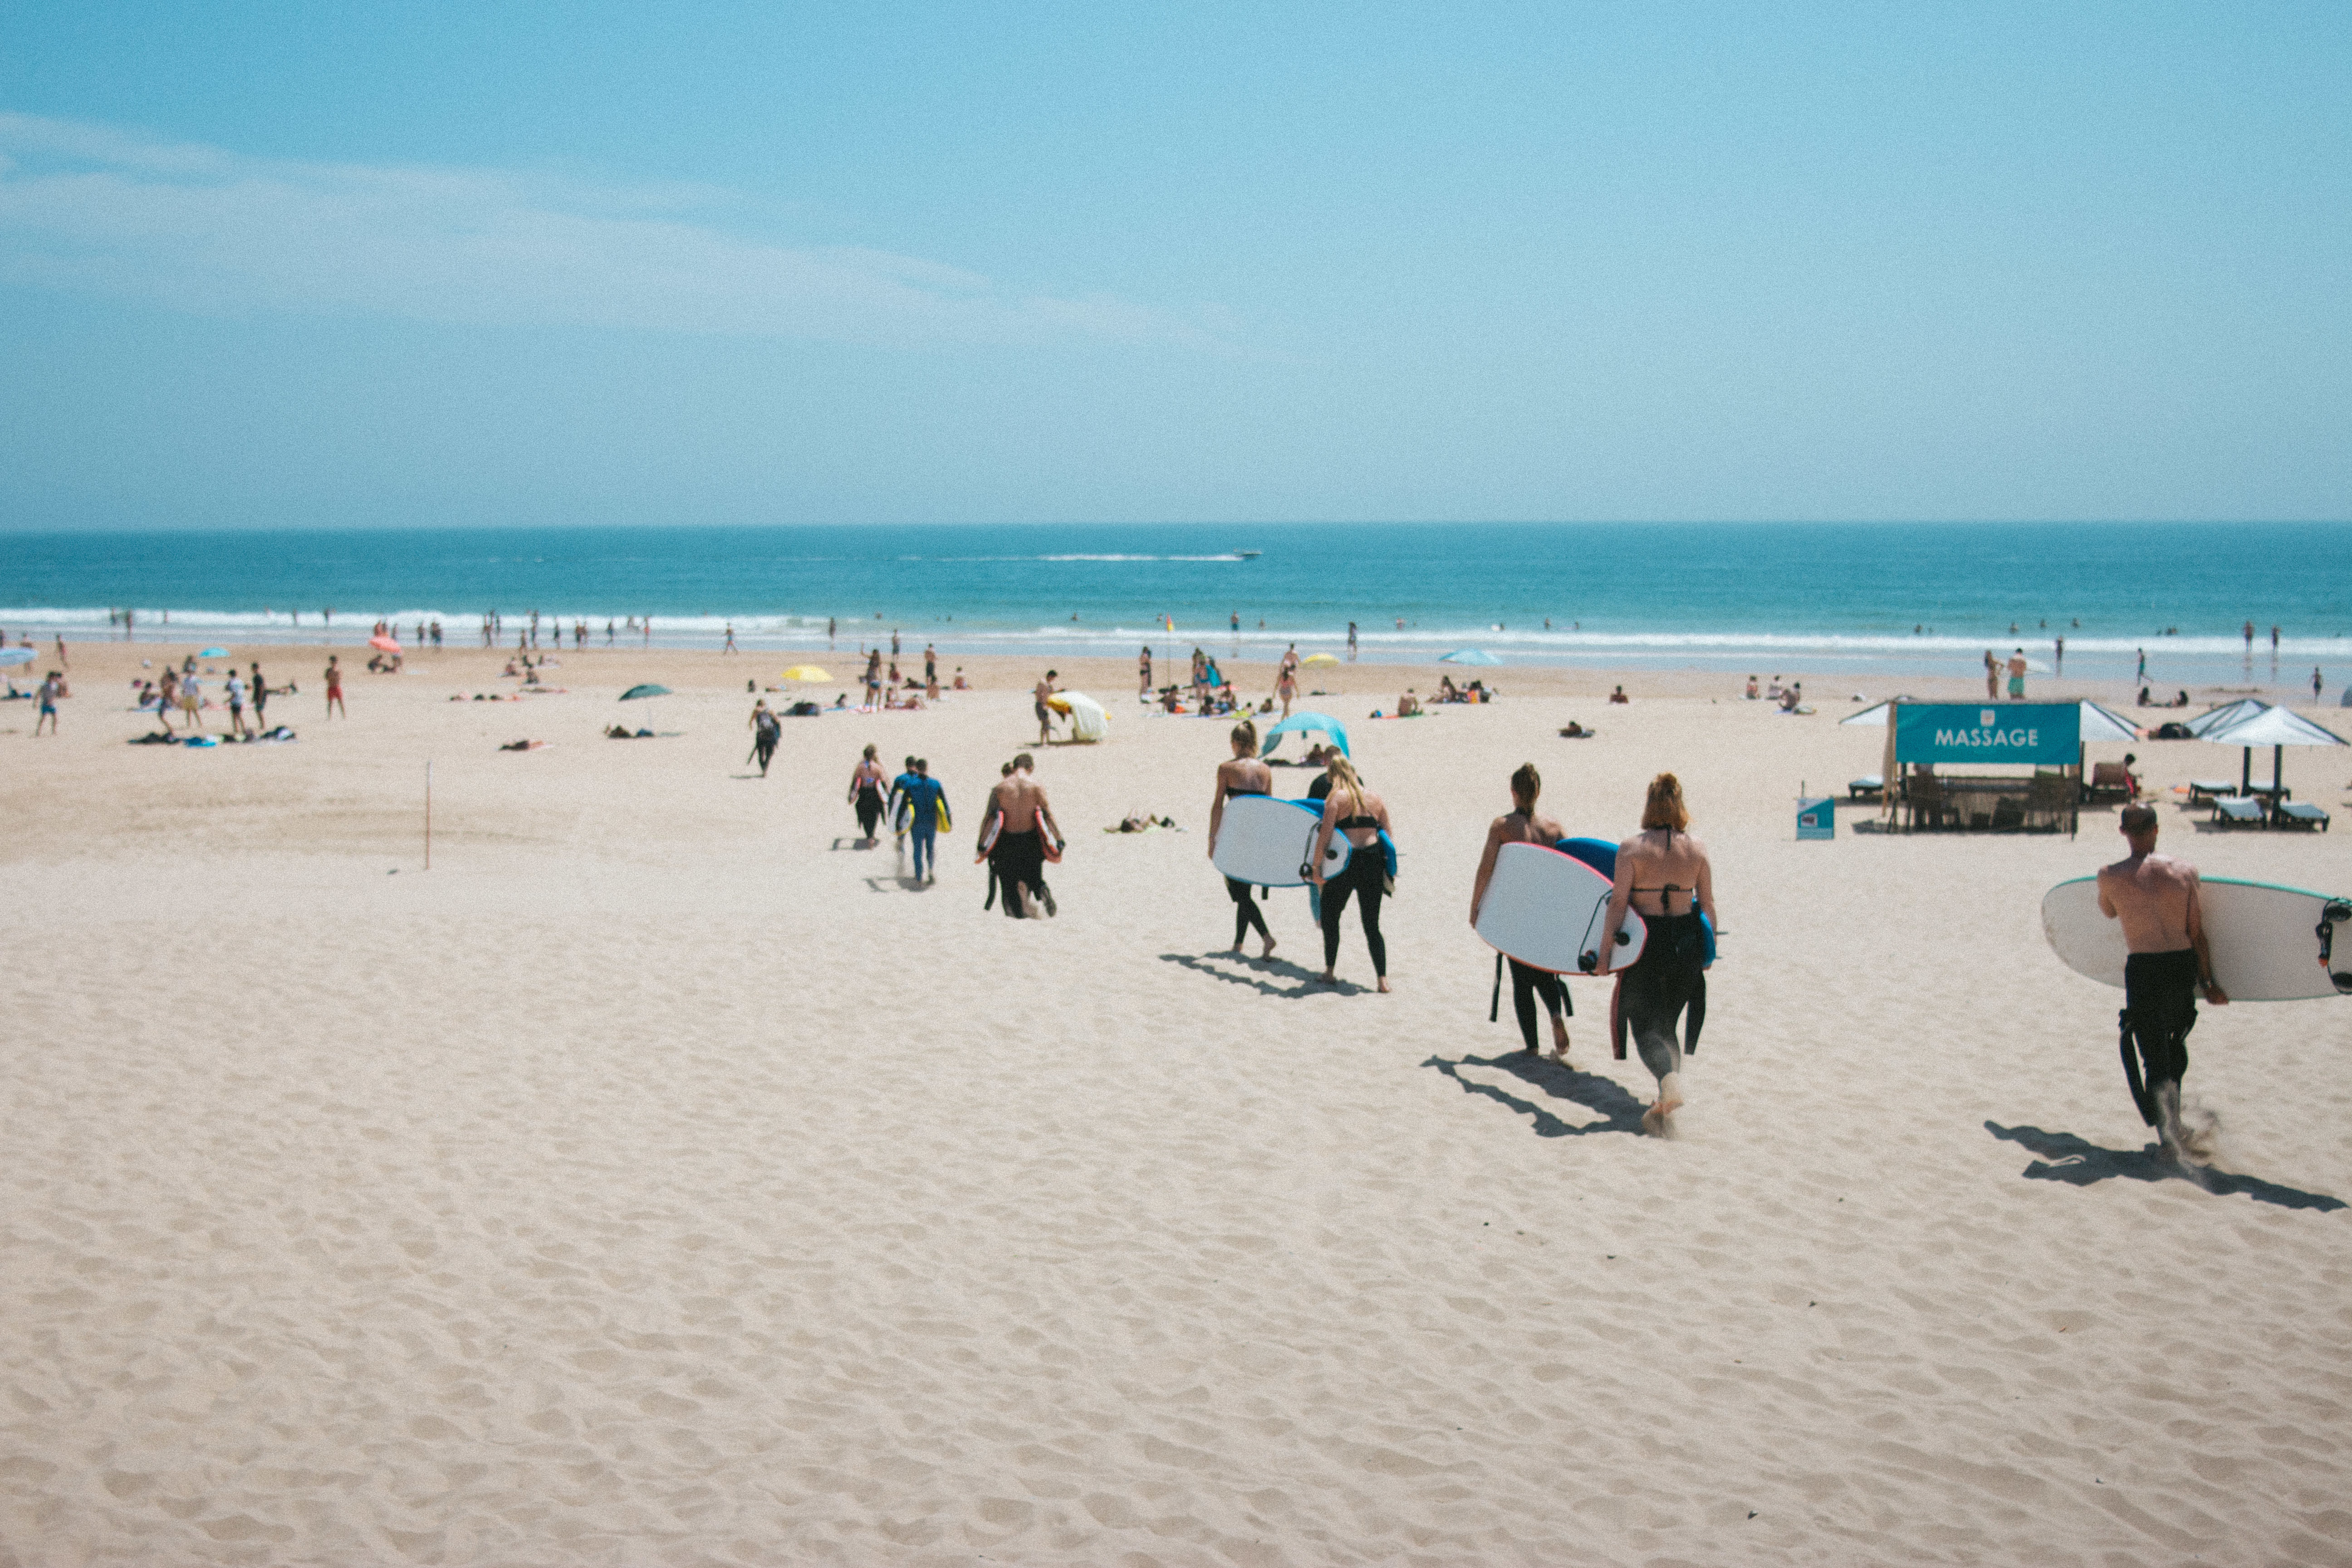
left=1260, top=710, right=1350, bottom=758
left=1302, top=652, right=1339, bottom=666
left=199, top=647, right=228, bottom=658
left=618, top=684, right=671, bottom=701
left=2076, top=701, right=2140, bottom=744
left=779, top=664, right=831, bottom=682
left=0, top=647, right=32, bottom=667
left=2186, top=698, right=2268, bottom=738
left=368, top=635, right=401, bottom=652
left=1439, top=648, right=1503, bottom=666
left=2202, top=704, right=2347, bottom=797
left=1058, top=691, right=1109, bottom=741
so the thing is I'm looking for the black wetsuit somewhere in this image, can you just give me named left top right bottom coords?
left=2120, top=949, right=2199, bottom=1126
left=1621, top=907, right=1707, bottom=1083
left=1508, top=958, right=1570, bottom=1052
left=1223, top=787, right=1273, bottom=948
left=992, top=828, right=1047, bottom=918
left=1320, top=815, right=1387, bottom=976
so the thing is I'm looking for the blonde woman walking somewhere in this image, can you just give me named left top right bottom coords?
left=1309, top=755, right=1392, bottom=991
left=1597, top=773, right=1715, bottom=1134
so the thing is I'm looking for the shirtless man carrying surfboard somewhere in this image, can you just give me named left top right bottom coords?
left=2097, top=805, right=2228, bottom=1163
left=988, top=753, right=1063, bottom=919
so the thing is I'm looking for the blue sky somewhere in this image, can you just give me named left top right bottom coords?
left=2, top=2, right=2347, bottom=528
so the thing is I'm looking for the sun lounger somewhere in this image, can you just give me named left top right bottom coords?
left=1848, top=775, right=1884, bottom=799
left=2186, top=779, right=2238, bottom=802
left=2210, top=795, right=2264, bottom=827
left=2273, top=801, right=2330, bottom=831
left=2083, top=762, right=2136, bottom=804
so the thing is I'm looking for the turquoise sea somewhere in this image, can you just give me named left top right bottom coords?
left=2, top=522, right=2347, bottom=687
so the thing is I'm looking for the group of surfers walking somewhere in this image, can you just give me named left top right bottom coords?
left=846, top=744, right=1062, bottom=915
left=1209, top=716, right=1717, bottom=1135
left=832, top=706, right=2220, bottom=1155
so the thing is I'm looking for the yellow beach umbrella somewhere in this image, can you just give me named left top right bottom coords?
left=780, top=664, right=832, bottom=681
left=1302, top=652, right=1340, bottom=666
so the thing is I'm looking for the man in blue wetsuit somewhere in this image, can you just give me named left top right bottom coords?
left=894, top=759, right=949, bottom=883
left=886, top=755, right=920, bottom=846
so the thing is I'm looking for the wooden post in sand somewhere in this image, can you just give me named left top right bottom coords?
left=425, top=760, right=433, bottom=871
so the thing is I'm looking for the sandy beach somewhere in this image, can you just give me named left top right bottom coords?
left=5, top=642, right=2350, bottom=1566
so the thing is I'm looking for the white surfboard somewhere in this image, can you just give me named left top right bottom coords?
left=1211, top=794, right=1349, bottom=887
left=1475, top=842, right=1646, bottom=975
left=2041, top=876, right=2352, bottom=1002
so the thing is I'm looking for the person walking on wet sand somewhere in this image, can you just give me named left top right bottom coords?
left=848, top=744, right=888, bottom=844
left=34, top=670, right=61, bottom=735
left=1207, top=718, right=1279, bottom=960
left=324, top=656, right=345, bottom=718
left=1470, top=763, right=1573, bottom=1063
left=2098, top=804, right=2226, bottom=1163
left=2007, top=648, right=2028, bottom=700
left=1309, top=755, right=1393, bottom=991
left=988, top=753, right=1062, bottom=918
left=1597, top=774, right=1715, bottom=1135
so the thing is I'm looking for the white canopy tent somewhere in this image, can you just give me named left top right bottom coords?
left=2202, top=705, right=2347, bottom=798
left=2186, top=698, right=2269, bottom=738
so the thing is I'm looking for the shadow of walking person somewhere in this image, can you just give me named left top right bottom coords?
left=1984, top=1122, right=2343, bottom=1211
left=1422, top=1053, right=1649, bottom=1138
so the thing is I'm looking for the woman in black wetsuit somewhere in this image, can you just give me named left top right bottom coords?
left=848, top=743, right=888, bottom=844
left=1598, top=773, right=1715, bottom=1135
left=1207, top=719, right=1279, bottom=959
left=1309, top=755, right=1393, bottom=992
left=1469, top=763, right=1573, bottom=1062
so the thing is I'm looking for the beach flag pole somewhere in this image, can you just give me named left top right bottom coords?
left=425, top=760, right=433, bottom=871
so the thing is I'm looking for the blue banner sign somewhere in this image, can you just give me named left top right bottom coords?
left=1893, top=703, right=2080, bottom=766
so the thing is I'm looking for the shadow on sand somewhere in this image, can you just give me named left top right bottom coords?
left=1984, top=1122, right=2344, bottom=1211
left=1158, top=951, right=1366, bottom=999
left=1421, top=1052, right=1650, bottom=1138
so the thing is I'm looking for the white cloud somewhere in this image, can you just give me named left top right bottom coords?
left=0, top=112, right=1209, bottom=349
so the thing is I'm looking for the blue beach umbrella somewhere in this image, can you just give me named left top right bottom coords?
left=0, top=647, right=33, bottom=666
left=1439, top=648, right=1503, bottom=666
left=618, top=684, right=672, bottom=701
left=1260, top=711, right=1350, bottom=758
left=199, top=647, right=229, bottom=658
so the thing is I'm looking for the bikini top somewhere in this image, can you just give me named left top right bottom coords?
left=1337, top=813, right=1379, bottom=832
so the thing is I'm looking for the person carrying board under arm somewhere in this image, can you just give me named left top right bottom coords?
left=1207, top=718, right=1278, bottom=960
left=1597, top=774, right=1715, bottom=1136
left=1470, top=763, right=1573, bottom=1063
left=2097, top=804, right=2227, bottom=1164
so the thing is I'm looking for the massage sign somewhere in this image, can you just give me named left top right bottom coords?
left=1893, top=704, right=2082, bottom=767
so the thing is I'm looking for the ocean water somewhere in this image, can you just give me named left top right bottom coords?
left=3, top=522, right=2347, bottom=686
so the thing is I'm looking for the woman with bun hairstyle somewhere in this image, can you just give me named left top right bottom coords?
left=1470, top=762, right=1573, bottom=1062
left=1207, top=718, right=1279, bottom=959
